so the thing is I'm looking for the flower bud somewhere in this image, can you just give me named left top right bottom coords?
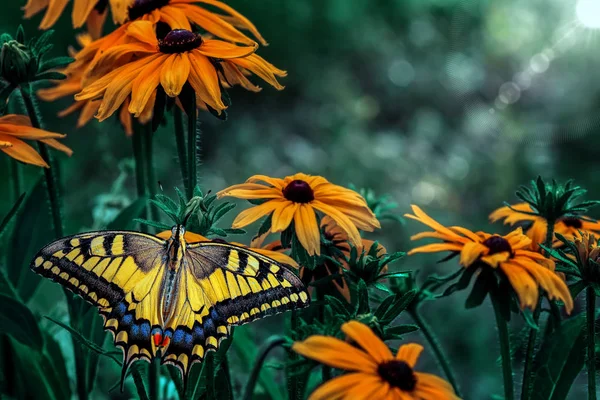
left=0, top=39, right=35, bottom=85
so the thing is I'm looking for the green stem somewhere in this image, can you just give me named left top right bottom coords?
left=315, top=288, right=331, bottom=382
left=521, top=218, right=555, bottom=400
left=142, top=123, right=158, bottom=226
left=287, top=310, right=303, bottom=400
left=491, top=291, right=514, bottom=400
left=186, top=97, right=197, bottom=199
left=9, top=159, right=21, bottom=203
left=21, top=86, right=91, bottom=400
left=243, top=337, right=287, bottom=400
left=149, top=357, right=161, bottom=400
left=173, top=107, right=189, bottom=192
left=587, top=286, right=597, bottom=400
left=409, top=308, right=462, bottom=397
left=131, top=124, right=148, bottom=232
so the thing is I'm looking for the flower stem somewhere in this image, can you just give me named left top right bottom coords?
left=491, top=291, right=514, bottom=400
left=521, top=218, right=555, bottom=400
left=587, top=286, right=597, bottom=400
left=20, top=84, right=89, bottom=400
left=173, top=107, right=189, bottom=192
left=131, top=123, right=148, bottom=232
left=149, top=357, right=161, bottom=400
left=315, top=288, right=331, bottom=382
left=287, top=310, right=303, bottom=400
left=186, top=97, right=198, bottom=199
left=409, top=308, right=462, bottom=397
left=243, top=336, right=287, bottom=400
left=142, top=123, right=158, bottom=225
left=9, top=158, right=21, bottom=203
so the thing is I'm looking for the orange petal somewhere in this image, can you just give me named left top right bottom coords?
left=459, top=242, right=488, bottom=267
left=407, top=243, right=464, bottom=255
left=271, top=203, right=299, bottom=232
left=413, top=372, right=459, bottom=400
left=294, top=204, right=321, bottom=256
left=72, top=0, right=97, bottom=28
left=499, top=262, right=539, bottom=310
left=187, top=51, right=225, bottom=111
left=126, top=20, right=159, bottom=46
left=292, top=336, right=378, bottom=373
left=159, top=5, right=192, bottom=30
left=197, top=39, right=257, bottom=59
left=0, top=135, right=48, bottom=168
left=246, top=174, right=286, bottom=189
left=130, top=55, right=164, bottom=116
left=160, top=53, right=191, bottom=97
left=41, top=139, right=73, bottom=156
left=216, top=183, right=282, bottom=199
left=231, top=200, right=287, bottom=228
left=307, top=373, right=367, bottom=400
left=341, top=321, right=393, bottom=363
left=396, top=343, right=423, bottom=367
left=39, top=0, right=69, bottom=29
left=311, top=200, right=362, bottom=247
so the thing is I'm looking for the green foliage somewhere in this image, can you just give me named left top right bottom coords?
left=529, top=314, right=587, bottom=400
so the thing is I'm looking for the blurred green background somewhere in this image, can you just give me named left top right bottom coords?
left=1, top=0, right=600, bottom=398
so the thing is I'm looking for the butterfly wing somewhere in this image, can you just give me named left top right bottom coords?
left=30, top=231, right=167, bottom=371
left=160, top=242, right=310, bottom=376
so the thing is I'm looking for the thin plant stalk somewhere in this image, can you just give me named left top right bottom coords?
left=132, top=124, right=148, bottom=232
left=491, top=291, right=514, bottom=400
left=587, top=286, right=597, bottom=400
left=149, top=357, right=161, bottom=400
left=19, top=84, right=90, bottom=400
left=409, top=308, right=462, bottom=397
left=243, top=337, right=287, bottom=400
left=315, top=288, right=331, bottom=381
left=186, top=96, right=198, bottom=199
left=521, top=217, right=555, bottom=400
left=173, top=107, right=189, bottom=191
left=287, top=310, right=303, bottom=400
left=143, top=123, right=158, bottom=225
left=9, top=158, right=21, bottom=203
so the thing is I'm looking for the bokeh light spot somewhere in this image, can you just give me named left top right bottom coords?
left=576, top=0, right=600, bottom=29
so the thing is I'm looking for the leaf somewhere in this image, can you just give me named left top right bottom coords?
left=380, top=290, right=417, bottom=325
left=465, top=271, right=491, bottom=309
left=7, top=180, right=53, bottom=301
left=45, top=317, right=119, bottom=365
left=0, top=293, right=44, bottom=350
left=0, top=193, right=24, bottom=238
left=33, top=71, right=66, bottom=82
left=107, top=197, right=148, bottom=230
left=131, top=363, right=150, bottom=400
left=569, top=280, right=588, bottom=301
left=39, top=56, right=74, bottom=72
left=530, top=313, right=586, bottom=400
left=384, top=324, right=419, bottom=339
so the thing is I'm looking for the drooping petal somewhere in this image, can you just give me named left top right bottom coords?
left=340, top=376, right=388, bottom=400
left=311, top=200, right=362, bottom=248
left=459, top=242, right=488, bottom=267
left=216, top=183, right=283, bottom=199
left=307, top=373, right=368, bottom=400
left=126, top=20, right=160, bottom=46
left=130, top=55, right=165, bottom=116
left=413, top=372, right=460, bottom=400
left=41, top=139, right=73, bottom=156
left=294, top=204, right=321, bottom=256
left=187, top=52, right=225, bottom=111
left=271, top=203, right=299, bottom=232
left=0, top=135, right=48, bottom=168
left=405, top=205, right=470, bottom=244
left=72, top=0, right=98, bottom=28
left=292, top=336, right=378, bottom=373
left=341, top=321, right=393, bottom=363
left=39, top=0, right=69, bottom=29
left=407, top=243, right=464, bottom=255
left=499, top=262, right=539, bottom=310
left=197, top=39, right=257, bottom=59
left=231, top=200, right=287, bottom=229
left=229, top=54, right=286, bottom=90
left=159, top=5, right=192, bottom=30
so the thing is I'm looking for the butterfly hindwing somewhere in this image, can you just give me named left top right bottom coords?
left=30, top=231, right=168, bottom=374
left=159, top=242, right=310, bottom=375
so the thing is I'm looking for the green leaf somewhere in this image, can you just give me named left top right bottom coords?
left=108, top=197, right=148, bottom=230
left=33, top=71, right=66, bottom=81
left=0, top=293, right=43, bottom=350
left=0, top=193, right=25, bottom=238
left=257, top=213, right=273, bottom=238
left=530, top=313, right=586, bottom=400
left=39, top=56, right=74, bottom=72
left=380, top=290, right=417, bottom=325
left=465, top=271, right=491, bottom=309
left=384, top=324, right=419, bottom=339
left=7, top=180, right=53, bottom=301
left=131, top=363, right=150, bottom=400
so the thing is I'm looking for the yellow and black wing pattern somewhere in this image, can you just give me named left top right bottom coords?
left=160, top=242, right=310, bottom=376
left=30, top=231, right=168, bottom=373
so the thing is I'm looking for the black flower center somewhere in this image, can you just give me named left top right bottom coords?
left=128, top=0, right=170, bottom=21
left=158, top=30, right=203, bottom=54
left=483, top=236, right=512, bottom=255
left=377, top=360, right=417, bottom=392
left=561, top=217, right=583, bottom=229
left=282, top=180, right=314, bottom=203
left=95, top=0, right=109, bottom=13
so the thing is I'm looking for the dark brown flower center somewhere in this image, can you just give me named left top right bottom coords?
left=282, top=180, right=314, bottom=203
left=128, top=0, right=170, bottom=21
left=158, top=30, right=203, bottom=54
left=561, top=217, right=583, bottom=229
left=483, top=236, right=512, bottom=255
left=377, top=360, right=417, bottom=391
left=95, top=0, right=109, bottom=13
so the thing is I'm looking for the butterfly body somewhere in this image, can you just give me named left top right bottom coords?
left=31, top=226, right=309, bottom=382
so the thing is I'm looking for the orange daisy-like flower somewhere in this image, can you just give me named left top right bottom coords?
left=0, top=114, right=72, bottom=168
left=217, top=174, right=381, bottom=256
left=490, top=203, right=600, bottom=250
left=38, top=33, right=151, bottom=136
left=75, top=21, right=284, bottom=120
left=405, top=205, right=573, bottom=312
left=292, top=321, right=460, bottom=400
left=23, top=0, right=111, bottom=37
left=155, top=229, right=298, bottom=267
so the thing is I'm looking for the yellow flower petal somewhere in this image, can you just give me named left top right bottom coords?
left=396, top=343, right=423, bottom=367
left=292, top=336, right=378, bottom=373
left=294, top=204, right=321, bottom=256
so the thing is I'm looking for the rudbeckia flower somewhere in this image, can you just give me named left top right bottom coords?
left=406, top=205, right=573, bottom=312
left=292, top=321, right=460, bottom=400
left=217, top=173, right=381, bottom=256
left=155, top=229, right=298, bottom=267
left=75, top=21, right=281, bottom=120
left=38, top=33, right=151, bottom=136
left=23, top=0, right=111, bottom=36
left=0, top=114, right=72, bottom=168
left=490, top=203, right=600, bottom=250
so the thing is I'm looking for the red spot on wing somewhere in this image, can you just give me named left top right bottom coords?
left=153, top=333, right=162, bottom=346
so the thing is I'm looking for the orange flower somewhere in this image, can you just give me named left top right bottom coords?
left=0, top=115, right=72, bottom=168
left=75, top=21, right=283, bottom=120
left=406, top=205, right=573, bottom=313
left=155, top=230, right=298, bottom=267
left=292, top=321, right=460, bottom=400
left=490, top=202, right=600, bottom=250
left=38, top=33, right=150, bottom=136
left=23, top=0, right=111, bottom=36
left=217, top=173, right=380, bottom=256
